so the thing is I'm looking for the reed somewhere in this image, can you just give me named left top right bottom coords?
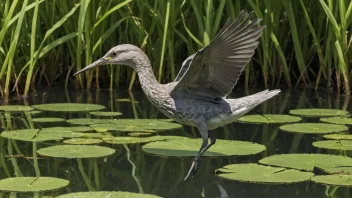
left=0, top=0, right=351, bottom=101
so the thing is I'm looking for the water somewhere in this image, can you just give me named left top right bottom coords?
left=0, top=87, right=351, bottom=198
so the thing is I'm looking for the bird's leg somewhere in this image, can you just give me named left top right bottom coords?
left=184, top=123, right=208, bottom=180
left=199, top=130, right=216, bottom=156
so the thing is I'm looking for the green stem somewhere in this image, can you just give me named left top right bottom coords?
left=77, top=158, right=95, bottom=191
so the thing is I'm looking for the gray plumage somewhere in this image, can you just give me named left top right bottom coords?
left=74, top=11, right=280, bottom=180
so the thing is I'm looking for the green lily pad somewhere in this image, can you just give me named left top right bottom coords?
left=89, top=111, right=122, bottom=117
left=279, top=123, right=348, bottom=134
left=1, top=128, right=85, bottom=142
left=1, top=129, right=39, bottom=141
left=29, top=110, right=42, bottom=115
left=142, top=139, right=266, bottom=157
left=41, top=126, right=93, bottom=133
left=0, top=177, right=69, bottom=192
left=128, top=132, right=153, bottom=137
left=216, top=163, right=313, bottom=184
left=66, top=118, right=112, bottom=125
left=289, top=109, right=349, bottom=117
left=259, top=154, right=352, bottom=171
left=33, top=117, right=65, bottom=123
left=92, top=127, right=108, bottom=133
left=68, top=119, right=181, bottom=132
left=33, top=103, right=105, bottom=112
left=0, top=105, right=34, bottom=112
left=313, top=140, right=352, bottom=151
left=64, top=138, right=103, bottom=145
left=238, top=114, right=301, bottom=124
left=56, top=191, right=161, bottom=198
left=324, top=134, right=352, bottom=140
left=37, top=145, right=115, bottom=158
left=90, top=123, right=126, bottom=131
left=1, top=129, right=63, bottom=142
left=103, top=136, right=187, bottom=144
left=320, top=117, right=352, bottom=125
left=46, top=132, right=84, bottom=138
left=162, top=119, right=175, bottom=122
left=116, top=98, right=139, bottom=103
left=312, top=175, right=352, bottom=187
left=81, top=133, right=113, bottom=139
left=110, top=119, right=183, bottom=131
left=315, top=166, right=352, bottom=175
left=91, top=123, right=156, bottom=132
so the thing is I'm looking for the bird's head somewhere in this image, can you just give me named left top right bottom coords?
left=74, top=44, right=144, bottom=76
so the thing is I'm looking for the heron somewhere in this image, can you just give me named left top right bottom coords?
left=74, top=11, right=280, bottom=180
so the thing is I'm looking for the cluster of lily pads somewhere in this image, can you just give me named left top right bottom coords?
left=215, top=108, right=352, bottom=186
left=1, top=104, right=352, bottom=195
left=0, top=103, right=183, bottom=196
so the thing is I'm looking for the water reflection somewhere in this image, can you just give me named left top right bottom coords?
left=0, top=88, right=351, bottom=197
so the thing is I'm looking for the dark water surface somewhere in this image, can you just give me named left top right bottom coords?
left=1, top=87, right=351, bottom=198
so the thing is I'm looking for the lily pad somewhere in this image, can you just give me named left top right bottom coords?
left=289, top=108, right=349, bottom=117
left=41, top=126, right=93, bottom=133
left=238, top=114, right=301, bottom=124
left=259, top=154, right=352, bottom=171
left=56, top=191, right=161, bottom=198
left=81, top=133, right=113, bottom=139
left=1, top=128, right=85, bottom=142
left=0, top=105, right=34, bottom=112
left=116, top=98, right=139, bottom=103
left=1, top=129, right=39, bottom=141
left=33, top=103, right=105, bottom=112
left=91, top=123, right=156, bottom=132
left=320, top=117, right=352, bottom=125
left=1, top=129, right=63, bottom=142
left=103, top=136, right=187, bottom=144
left=89, top=111, right=122, bottom=117
left=162, top=119, right=175, bottom=122
left=313, top=140, right=352, bottom=151
left=110, top=119, right=183, bottom=131
left=46, top=132, right=84, bottom=138
left=68, top=119, right=181, bottom=132
left=29, top=110, right=42, bottom=115
left=324, top=134, right=352, bottom=140
left=33, top=117, right=65, bottom=123
left=312, top=175, right=352, bottom=187
left=128, top=132, right=153, bottom=137
left=279, top=123, right=348, bottom=134
left=142, top=139, right=266, bottom=157
left=66, top=118, right=112, bottom=125
left=315, top=166, right=352, bottom=175
left=90, top=123, right=126, bottom=131
left=216, top=163, right=313, bottom=184
left=37, top=145, right=115, bottom=158
left=0, top=177, right=69, bottom=192
left=64, top=138, right=103, bottom=145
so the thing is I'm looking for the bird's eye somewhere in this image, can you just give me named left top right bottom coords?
left=111, top=51, right=117, bottom=56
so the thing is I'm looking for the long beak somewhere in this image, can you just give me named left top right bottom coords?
left=74, top=58, right=108, bottom=76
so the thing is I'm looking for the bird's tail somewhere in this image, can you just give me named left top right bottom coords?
left=229, top=89, right=281, bottom=116
left=249, top=89, right=281, bottom=106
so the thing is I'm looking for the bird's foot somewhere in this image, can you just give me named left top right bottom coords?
left=184, top=158, right=200, bottom=180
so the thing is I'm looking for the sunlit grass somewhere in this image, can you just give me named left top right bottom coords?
left=0, top=0, right=351, bottom=102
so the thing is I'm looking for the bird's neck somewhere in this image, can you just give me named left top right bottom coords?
left=133, top=55, right=159, bottom=87
left=132, top=54, right=165, bottom=97
left=133, top=52, right=175, bottom=118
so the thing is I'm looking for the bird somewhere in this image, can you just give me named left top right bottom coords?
left=74, top=11, right=280, bottom=180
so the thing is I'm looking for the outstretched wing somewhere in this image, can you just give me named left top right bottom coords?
left=173, top=18, right=233, bottom=82
left=170, top=11, right=264, bottom=99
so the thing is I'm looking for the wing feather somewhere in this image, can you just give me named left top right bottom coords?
left=170, top=11, right=264, bottom=99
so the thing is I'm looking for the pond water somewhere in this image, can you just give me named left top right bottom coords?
left=0, top=87, right=352, bottom=198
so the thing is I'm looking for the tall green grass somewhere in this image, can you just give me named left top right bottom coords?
left=0, top=0, right=351, bottom=102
